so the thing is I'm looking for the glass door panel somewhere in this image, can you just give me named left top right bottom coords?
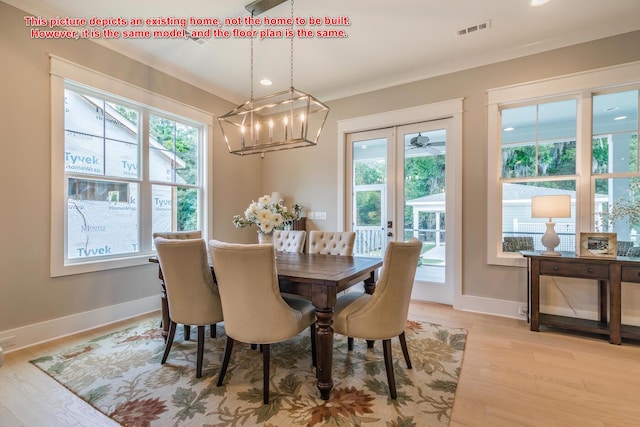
left=349, top=132, right=392, bottom=258
left=400, top=124, right=446, bottom=285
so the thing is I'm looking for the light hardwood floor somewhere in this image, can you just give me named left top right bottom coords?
left=1, top=302, right=639, bottom=426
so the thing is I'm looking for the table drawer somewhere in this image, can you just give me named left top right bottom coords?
left=540, top=261, right=609, bottom=279
left=621, top=266, right=640, bottom=283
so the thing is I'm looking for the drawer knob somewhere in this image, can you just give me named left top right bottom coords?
left=553, top=266, right=559, bottom=271
left=588, top=268, right=594, bottom=273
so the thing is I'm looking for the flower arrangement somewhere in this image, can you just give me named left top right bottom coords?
left=233, top=194, right=304, bottom=235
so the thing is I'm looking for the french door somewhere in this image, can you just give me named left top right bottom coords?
left=346, top=119, right=454, bottom=304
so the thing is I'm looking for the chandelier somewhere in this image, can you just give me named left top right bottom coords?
left=218, top=0, right=330, bottom=156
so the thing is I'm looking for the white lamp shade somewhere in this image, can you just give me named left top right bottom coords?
left=271, top=192, right=283, bottom=203
left=531, top=195, right=571, bottom=219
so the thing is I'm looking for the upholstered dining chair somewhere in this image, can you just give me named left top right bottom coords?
left=153, top=230, right=216, bottom=340
left=273, top=230, right=307, bottom=253
left=154, top=237, right=224, bottom=378
left=208, top=239, right=317, bottom=404
left=332, top=238, right=422, bottom=399
left=308, top=231, right=356, bottom=256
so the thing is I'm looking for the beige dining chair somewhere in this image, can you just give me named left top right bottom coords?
left=208, top=239, right=317, bottom=404
left=332, top=238, right=422, bottom=399
left=308, top=231, right=356, bottom=256
left=153, top=230, right=217, bottom=340
left=273, top=230, right=307, bottom=253
left=154, top=237, right=224, bottom=378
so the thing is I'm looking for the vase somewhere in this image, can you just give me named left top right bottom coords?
left=258, top=232, right=273, bottom=244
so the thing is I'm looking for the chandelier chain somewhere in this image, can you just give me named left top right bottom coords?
left=250, top=11, right=254, bottom=100
left=290, top=0, right=294, bottom=89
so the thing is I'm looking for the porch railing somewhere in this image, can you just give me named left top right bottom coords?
left=353, top=226, right=446, bottom=257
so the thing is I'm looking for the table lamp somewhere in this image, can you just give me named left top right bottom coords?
left=531, top=195, right=571, bottom=256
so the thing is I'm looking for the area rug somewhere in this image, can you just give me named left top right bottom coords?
left=30, top=318, right=467, bottom=426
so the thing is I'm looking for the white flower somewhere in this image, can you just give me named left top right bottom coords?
left=259, top=222, right=274, bottom=234
left=272, top=213, right=284, bottom=227
left=258, top=195, right=271, bottom=205
left=256, top=209, right=273, bottom=223
left=244, top=204, right=256, bottom=219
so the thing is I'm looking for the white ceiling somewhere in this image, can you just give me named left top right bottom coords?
left=11, top=0, right=640, bottom=104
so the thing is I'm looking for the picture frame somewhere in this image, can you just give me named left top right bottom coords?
left=578, top=232, right=617, bottom=258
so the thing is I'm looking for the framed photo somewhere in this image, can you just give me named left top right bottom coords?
left=579, top=232, right=617, bottom=258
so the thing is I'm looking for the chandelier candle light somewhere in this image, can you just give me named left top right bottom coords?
left=218, top=0, right=330, bottom=156
left=531, top=194, right=572, bottom=256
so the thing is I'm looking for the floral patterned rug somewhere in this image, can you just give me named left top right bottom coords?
left=30, top=317, right=467, bottom=426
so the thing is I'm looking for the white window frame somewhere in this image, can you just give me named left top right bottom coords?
left=50, top=56, right=214, bottom=277
left=487, top=61, right=640, bottom=267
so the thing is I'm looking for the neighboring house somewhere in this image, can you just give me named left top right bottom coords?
left=65, top=90, right=186, bottom=258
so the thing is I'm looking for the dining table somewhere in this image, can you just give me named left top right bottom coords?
left=150, top=251, right=383, bottom=400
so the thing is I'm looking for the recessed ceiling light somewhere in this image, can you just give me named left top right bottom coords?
left=260, top=79, right=272, bottom=86
left=614, top=116, right=627, bottom=121
left=504, top=127, right=515, bottom=132
left=530, top=0, right=551, bottom=6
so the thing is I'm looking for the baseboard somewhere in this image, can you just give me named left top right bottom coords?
left=456, top=294, right=529, bottom=319
left=456, top=294, right=640, bottom=326
left=0, top=296, right=160, bottom=354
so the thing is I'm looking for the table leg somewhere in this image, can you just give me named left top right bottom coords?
left=363, top=271, right=377, bottom=296
left=609, top=265, right=621, bottom=345
left=530, top=258, right=540, bottom=331
left=315, top=307, right=334, bottom=400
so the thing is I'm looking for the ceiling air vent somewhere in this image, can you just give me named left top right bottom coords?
left=457, top=20, right=491, bottom=36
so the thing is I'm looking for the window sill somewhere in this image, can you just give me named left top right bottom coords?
left=51, top=252, right=156, bottom=277
left=487, top=252, right=528, bottom=268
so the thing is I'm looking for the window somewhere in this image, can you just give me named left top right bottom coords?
left=51, top=57, right=212, bottom=276
left=592, top=90, right=640, bottom=254
left=488, top=62, right=640, bottom=266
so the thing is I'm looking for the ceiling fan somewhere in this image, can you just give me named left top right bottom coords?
left=408, top=133, right=445, bottom=154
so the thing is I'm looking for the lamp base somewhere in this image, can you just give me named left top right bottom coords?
left=540, top=221, right=561, bottom=256
left=540, top=250, right=562, bottom=256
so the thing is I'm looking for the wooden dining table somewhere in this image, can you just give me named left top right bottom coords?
left=150, top=251, right=383, bottom=400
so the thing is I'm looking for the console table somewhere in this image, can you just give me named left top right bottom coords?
left=521, top=251, right=640, bottom=344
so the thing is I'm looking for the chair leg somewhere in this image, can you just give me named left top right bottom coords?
left=263, top=344, right=270, bottom=404
left=217, top=337, right=235, bottom=386
left=210, top=323, right=217, bottom=338
left=347, top=337, right=354, bottom=351
left=310, top=323, right=317, bottom=368
left=196, top=326, right=205, bottom=378
left=161, top=321, right=177, bottom=364
left=399, top=331, right=412, bottom=369
left=184, top=325, right=191, bottom=340
left=251, top=344, right=258, bottom=350
left=382, top=338, right=397, bottom=399
left=367, top=340, right=375, bottom=349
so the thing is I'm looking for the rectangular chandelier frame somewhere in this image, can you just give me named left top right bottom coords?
left=218, top=87, right=330, bottom=156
